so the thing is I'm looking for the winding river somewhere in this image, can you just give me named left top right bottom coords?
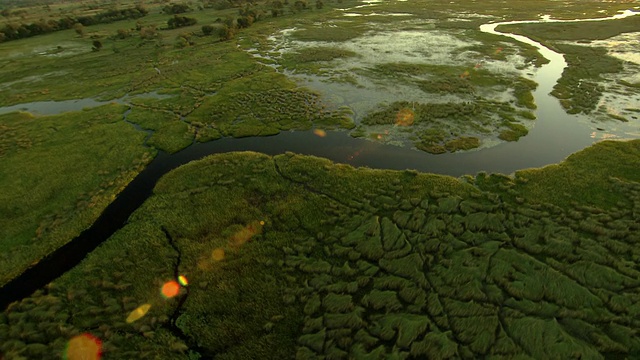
left=0, top=9, right=638, bottom=310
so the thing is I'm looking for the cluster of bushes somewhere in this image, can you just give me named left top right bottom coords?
left=202, top=0, right=236, bottom=10
left=0, top=6, right=147, bottom=42
left=76, top=6, right=148, bottom=26
left=201, top=6, right=265, bottom=40
left=167, top=15, right=197, bottom=29
left=163, top=3, right=191, bottom=14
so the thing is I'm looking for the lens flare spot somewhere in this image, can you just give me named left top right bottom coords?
left=212, top=248, right=225, bottom=261
left=66, top=333, right=102, bottom=360
left=161, top=281, right=180, bottom=298
left=313, top=129, right=327, bottom=137
left=395, top=108, right=415, bottom=126
left=260, top=220, right=265, bottom=226
left=230, top=220, right=264, bottom=247
left=178, top=275, right=189, bottom=286
left=126, top=304, right=151, bottom=323
left=460, top=70, right=470, bottom=79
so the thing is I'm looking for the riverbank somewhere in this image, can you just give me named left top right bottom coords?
left=0, top=104, right=154, bottom=287
left=2, top=138, right=639, bottom=358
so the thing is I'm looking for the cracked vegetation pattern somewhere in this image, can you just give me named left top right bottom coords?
left=2, top=145, right=640, bottom=359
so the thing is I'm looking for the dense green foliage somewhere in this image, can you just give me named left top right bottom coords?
left=0, top=104, right=154, bottom=287
left=2, top=140, right=640, bottom=358
left=167, top=15, right=198, bottom=30
left=163, top=4, right=191, bottom=15
left=0, top=6, right=147, bottom=42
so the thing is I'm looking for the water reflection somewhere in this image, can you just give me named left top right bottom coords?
left=0, top=91, right=172, bottom=116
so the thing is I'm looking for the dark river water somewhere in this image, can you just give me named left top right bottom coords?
left=0, top=10, right=638, bottom=310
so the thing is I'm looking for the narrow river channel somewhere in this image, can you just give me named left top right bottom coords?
left=0, top=9, right=638, bottom=310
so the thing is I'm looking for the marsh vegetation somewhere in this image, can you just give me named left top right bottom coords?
left=1, top=0, right=640, bottom=358
left=2, top=140, right=640, bottom=359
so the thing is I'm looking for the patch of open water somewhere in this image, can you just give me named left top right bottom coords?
left=0, top=91, right=173, bottom=116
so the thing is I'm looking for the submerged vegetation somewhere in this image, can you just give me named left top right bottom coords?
left=2, top=139, right=640, bottom=358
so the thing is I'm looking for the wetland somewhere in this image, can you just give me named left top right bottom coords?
left=1, top=0, right=640, bottom=358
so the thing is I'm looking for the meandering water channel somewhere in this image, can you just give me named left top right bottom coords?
left=1, top=9, right=639, bottom=310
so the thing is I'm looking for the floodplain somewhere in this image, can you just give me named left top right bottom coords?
left=1, top=0, right=640, bottom=358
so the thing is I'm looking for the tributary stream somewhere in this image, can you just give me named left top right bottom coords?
left=0, top=9, right=638, bottom=310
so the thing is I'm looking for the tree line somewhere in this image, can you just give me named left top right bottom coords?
left=0, top=6, right=148, bottom=43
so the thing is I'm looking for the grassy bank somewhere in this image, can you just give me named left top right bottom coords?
left=2, top=139, right=640, bottom=359
left=0, top=104, right=155, bottom=288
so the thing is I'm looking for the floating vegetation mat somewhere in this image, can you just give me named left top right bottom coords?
left=2, top=140, right=640, bottom=359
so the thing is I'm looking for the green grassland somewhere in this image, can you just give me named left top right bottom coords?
left=505, top=140, right=640, bottom=210
left=2, top=139, right=640, bottom=359
left=0, top=104, right=155, bottom=288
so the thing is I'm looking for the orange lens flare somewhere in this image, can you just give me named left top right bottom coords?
left=313, top=129, right=327, bottom=137
left=126, top=303, right=152, bottom=323
left=230, top=220, right=264, bottom=247
left=212, top=248, right=225, bottom=261
left=395, top=108, right=415, bottom=126
left=65, top=333, right=102, bottom=360
left=161, top=281, right=180, bottom=298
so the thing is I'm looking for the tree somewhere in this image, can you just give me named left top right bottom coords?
left=217, top=24, right=235, bottom=41
left=236, top=15, right=254, bottom=29
left=202, top=24, right=214, bottom=35
left=293, top=0, right=307, bottom=11
left=92, top=40, right=102, bottom=51
left=167, top=15, right=197, bottom=29
left=163, top=3, right=190, bottom=14
left=116, top=28, right=130, bottom=39
left=175, top=32, right=194, bottom=48
left=73, top=22, right=85, bottom=37
left=139, top=25, right=157, bottom=40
